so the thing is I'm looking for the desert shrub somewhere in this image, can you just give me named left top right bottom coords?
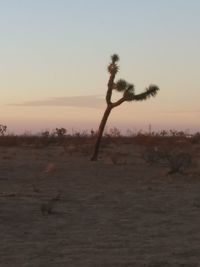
left=41, top=130, right=50, bottom=138
left=72, top=130, right=89, bottom=138
left=134, top=133, right=160, bottom=147
left=143, top=146, right=169, bottom=165
left=190, top=132, right=200, bottom=144
left=167, top=152, right=192, bottom=174
left=143, top=143, right=193, bottom=175
left=0, top=124, right=7, bottom=136
left=90, top=129, right=97, bottom=137
left=108, top=127, right=121, bottom=138
left=53, top=127, right=67, bottom=138
left=159, top=130, right=168, bottom=137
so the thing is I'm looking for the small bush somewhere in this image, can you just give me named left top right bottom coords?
left=167, top=152, right=192, bottom=175
left=0, top=124, right=7, bottom=136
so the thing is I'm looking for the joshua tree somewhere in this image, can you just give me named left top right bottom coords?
left=91, top=54, right=159, bottom=161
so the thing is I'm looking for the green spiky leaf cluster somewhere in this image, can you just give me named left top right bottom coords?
left=133, top=85, right=159, bottom=101
left=107, top=63, right=119, bottom=74
left=111, top=54, right=119, bottom=63
left=115, top=81, right=159, bottom=102
left=115, top=79, right=127, bottom=92
left=123, top=84, right=135, bottom=101
left=114, top=79, right=135, bottom=101
left=108, top=54, right=120, bottom=75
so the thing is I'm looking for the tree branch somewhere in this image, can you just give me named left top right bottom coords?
left=132, top=85, right=159, bottom=101
left=111, top=96, right=126, bottom=108
left=106, top=73, right=115, bottom=105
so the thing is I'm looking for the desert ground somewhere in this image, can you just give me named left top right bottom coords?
left=0, top=135, right=200, bottom=267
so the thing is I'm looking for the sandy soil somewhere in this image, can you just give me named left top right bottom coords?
left=0, top=141, right=200, bottom=267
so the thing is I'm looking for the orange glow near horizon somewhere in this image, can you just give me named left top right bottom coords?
left=1, top=1, right=200, bottom=134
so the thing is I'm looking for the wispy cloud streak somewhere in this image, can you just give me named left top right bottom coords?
left=8, top=95, right=105, bottom=109
left=161, top=110, right=200, bottom=114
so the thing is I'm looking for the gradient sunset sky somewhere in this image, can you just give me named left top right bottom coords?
left=1, top=0, right=200, bottom=134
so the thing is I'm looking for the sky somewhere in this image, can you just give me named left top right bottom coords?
left=0, top=0, right=200, bottom=134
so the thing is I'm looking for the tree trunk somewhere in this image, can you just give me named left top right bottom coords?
left=91, top=105, right=112, bottom=161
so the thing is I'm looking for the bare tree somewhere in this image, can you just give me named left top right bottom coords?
left=91, top=54, right=159, bottom=161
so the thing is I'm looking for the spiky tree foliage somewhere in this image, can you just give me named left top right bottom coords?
left=91, top=54, right=159, bottom=161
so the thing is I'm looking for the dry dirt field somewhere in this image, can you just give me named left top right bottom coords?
left=0, top=138, right=200, bottom=267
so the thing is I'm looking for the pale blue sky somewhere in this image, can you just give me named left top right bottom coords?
left=0, top=0, right=200, bottom=133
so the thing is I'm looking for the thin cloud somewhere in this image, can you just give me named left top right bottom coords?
left=162, top=110, right=200, bottom=114
left=8, top=95, right=105, bottom=109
